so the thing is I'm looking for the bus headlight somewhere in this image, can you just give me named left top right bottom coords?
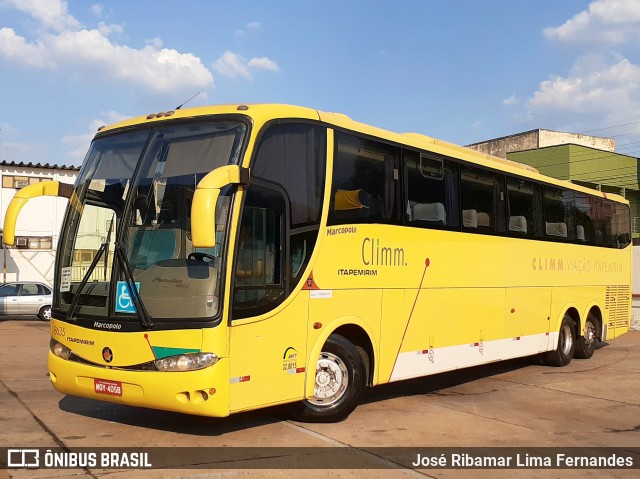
left=50, top=339, right=72, bottom=360
left=155, top=353, right=219, bottom=372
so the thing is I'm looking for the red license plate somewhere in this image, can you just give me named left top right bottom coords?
left=94, top=379, right=122, bottom=397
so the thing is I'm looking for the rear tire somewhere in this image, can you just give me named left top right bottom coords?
left=574, top=313, right=598, bottom=359
left=38, top=305, right=52, bottom=321
left=289, top=334, right=366, bottom=423
left=544, top=314, right=576, bottom=367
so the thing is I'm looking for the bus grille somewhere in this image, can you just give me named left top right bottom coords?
left=605, top=285, right=630, bottom=329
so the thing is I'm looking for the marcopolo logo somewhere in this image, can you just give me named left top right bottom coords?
left=361, top=237, right=407, bottom=267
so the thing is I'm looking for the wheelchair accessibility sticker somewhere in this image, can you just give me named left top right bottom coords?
left=115, top=281, right=141, bottom=314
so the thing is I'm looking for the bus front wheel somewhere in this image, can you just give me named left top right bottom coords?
left=544, top=315, right=576, bottom=367
left=289, top=334, right=366, bottom=423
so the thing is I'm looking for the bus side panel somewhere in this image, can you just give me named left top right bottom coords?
left=228, top=293, right=309, bottom=413
left=504, top=287, right=551, bottom=355
left=384, top=288, right=505, bottom=383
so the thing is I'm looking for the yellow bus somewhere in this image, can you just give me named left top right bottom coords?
left=4, top=104, right=631, bottom=422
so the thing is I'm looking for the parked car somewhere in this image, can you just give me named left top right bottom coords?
left=0, top=281, right=53, bottom=321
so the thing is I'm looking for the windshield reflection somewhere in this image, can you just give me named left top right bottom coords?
left=55, top=120, right=246, bottom=322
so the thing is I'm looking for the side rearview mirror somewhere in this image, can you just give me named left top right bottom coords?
left=3, top=181, right=75, bottom=246
left=191, top=165, right=250, bottom=248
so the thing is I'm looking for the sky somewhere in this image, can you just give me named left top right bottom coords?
left=1, top=0, right=640, bottom=167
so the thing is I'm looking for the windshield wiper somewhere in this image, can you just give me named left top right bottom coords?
left=114, top=242, right=155, bottom=329
left=66, top=241, right=108, bottom=321
left=65, top=223, right=154, bottom=329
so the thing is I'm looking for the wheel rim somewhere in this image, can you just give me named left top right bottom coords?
left=560, top=323, right=573, bottom=355
left=308, top=352, right=349, bottom=406
left=584, top=320, right=596, bottom=347
left=43, top=307, right=52, bottom=320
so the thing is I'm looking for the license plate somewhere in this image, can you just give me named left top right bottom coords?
left=94, top=379, right=122, bottom=397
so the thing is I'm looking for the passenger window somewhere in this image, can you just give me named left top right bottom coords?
left=544, top=188, right=575, bottom=241
left=404, top=151, right=459, bottom=229
left=329, top=133, right=400, bottom=225
left=507, top=179, right=542, bottom=238
left=21, top=284, right=39, bottom=296
left=560, top=191, right=629, bottom=248
left=460, top=166, right=506, bottom=233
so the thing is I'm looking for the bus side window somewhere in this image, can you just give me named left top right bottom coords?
left=507, top=178, right=543, bottom=239
left=543, top=187, right=575, bottom=241
left=460, top=166, right=506, bottom=234
left=329, top=132, right=400, bottom=225
left=403, top=151, right=459, bottom=229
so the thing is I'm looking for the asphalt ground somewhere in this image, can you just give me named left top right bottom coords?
left=0, top=317, right=639, bottom=479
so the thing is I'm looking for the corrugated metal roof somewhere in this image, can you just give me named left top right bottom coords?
left=0, top=160, right=80, bottom=171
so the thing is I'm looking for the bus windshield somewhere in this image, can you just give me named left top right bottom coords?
left=55, top=120, right=247, bottom=323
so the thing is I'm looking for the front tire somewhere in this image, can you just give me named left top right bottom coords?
left=38, top=305, right=52, bottom=321
left=544, top=314, right=576, bottom=367
left=289, top=334, right=366, bottom=423
left=574, top=313, right=598, bottom=359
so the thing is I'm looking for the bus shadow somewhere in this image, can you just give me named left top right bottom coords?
left=57, top=345, right=609, bottom=435
left=58, top=395, right=285, bottom=436
left=360, top=355, right=541, bottom=406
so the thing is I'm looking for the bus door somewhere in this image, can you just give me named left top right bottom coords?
left=228, top=183, right=309, bottom=412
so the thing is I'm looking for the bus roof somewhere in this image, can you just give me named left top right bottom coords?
left=98, top=103, right=628, bottom=205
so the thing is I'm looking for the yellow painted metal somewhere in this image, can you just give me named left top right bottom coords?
left=48, top=319, right=230, bottom=417
left=3, top=180, right=63, bottom=246
left=191, top=165, right=247, bottom=248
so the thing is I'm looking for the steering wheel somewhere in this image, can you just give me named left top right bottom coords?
left=188, top=252, right=216, bottom=262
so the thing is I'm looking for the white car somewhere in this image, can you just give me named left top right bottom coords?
left=0, top=281, right=53, bottom=321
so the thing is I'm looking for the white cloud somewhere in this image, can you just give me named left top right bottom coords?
left=520, top=1, right=640, bottom=137
left=61, top=111, right=129, bottom=164
left=526, top=57, right=640, bottom=130
left=544, top=0, right=640, bottom=45
left=213, top=51, right=251, bottom=78
left=91, top=4, right=104, bottom=18
left=0, top=2, right=214, bottom=94
left=4, top=0, right=80, bottom=32
left=235, top=21, right=261, bottom=37
left=248, top=57, right=279, bottom=73
left=213, top=51, right=279, bottom=79
left=0, top=27, right=54, bottom=67
left=502, top=94, right=519, bottom=106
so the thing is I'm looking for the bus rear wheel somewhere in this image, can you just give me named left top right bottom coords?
left=574, top=313, right=598, bottom=359
left=289, top=334, right=366, bottom=423
left=544, top=315, right=576, bottom=367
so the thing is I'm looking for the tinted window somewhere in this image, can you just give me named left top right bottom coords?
left=404, top=151, right=459, bottom=229
left=460, top=166, right=506, bottom=233
left=251, top=124, right=326, bottom=227
left=507, top=178, right=543, bottom=238
left=0, top=284, right=19, bottom=297
left=329, top=133, right=400, bottom=225
left=544, top=188, right=575, bottom=241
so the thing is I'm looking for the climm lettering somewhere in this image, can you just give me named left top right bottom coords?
left=532, top=257, right=564, bottom=271
left=361, top=237, right=407, bottom=267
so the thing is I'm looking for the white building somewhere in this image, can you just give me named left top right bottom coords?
left=1, top=161, right=79, bottom=285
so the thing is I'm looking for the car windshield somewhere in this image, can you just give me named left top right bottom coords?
left=55, top=119, right=247, bottom=322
